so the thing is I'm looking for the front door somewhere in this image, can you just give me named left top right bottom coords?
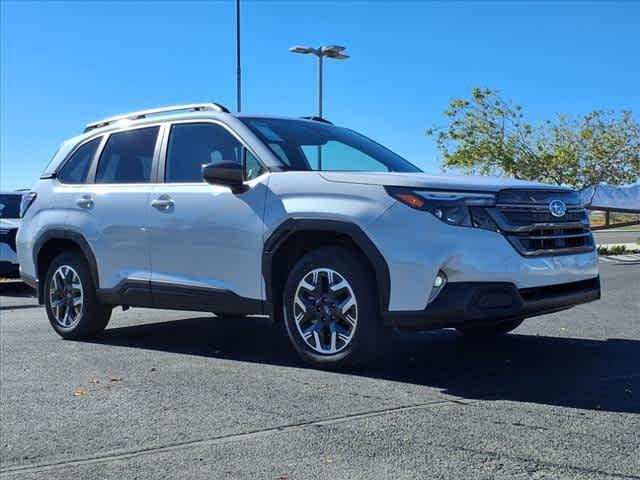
left=148, top=121, right=268, bottom=313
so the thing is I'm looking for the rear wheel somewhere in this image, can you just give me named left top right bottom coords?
left=456, top=318, right=524, bottom=338
left=44, top=251, right=111, bottom=339
left=283, top=247, right=387, bottom=369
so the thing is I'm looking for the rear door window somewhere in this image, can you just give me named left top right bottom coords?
left=95, top=127, right=159, bottom=184
left=58, top=137, right=101, bottom=184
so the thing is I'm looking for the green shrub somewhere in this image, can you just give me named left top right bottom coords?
left=610, top=245, right=627, bottom=255
left=597, top=245, right=635, bottom=255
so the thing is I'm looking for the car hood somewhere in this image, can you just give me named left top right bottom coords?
left=318, top=172, right=571, bottom=193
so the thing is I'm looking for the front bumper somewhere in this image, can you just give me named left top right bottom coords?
left=367, top=201, right=599, bottom=311
left=383, top=276, right=601, bottom=331
left=0, top=241, right=19, bottom=277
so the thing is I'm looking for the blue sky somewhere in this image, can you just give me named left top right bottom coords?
left=1, top=0, right=639, bottom=190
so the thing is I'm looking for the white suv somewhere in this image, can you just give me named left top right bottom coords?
left=0, top=192, right=23, bottom=278
left=17, top=103, right=600, bottom=368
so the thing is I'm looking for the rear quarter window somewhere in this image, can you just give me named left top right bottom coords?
left=58, top=137, right=102, bottom=184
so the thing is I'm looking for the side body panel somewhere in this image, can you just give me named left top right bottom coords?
left=16, top=180, right=71, bottom=282
left=63, top=183, right=153, bottom=290
left=147, top=176, right=270, bottom=303
left=262, top=172, right=396, bottom=239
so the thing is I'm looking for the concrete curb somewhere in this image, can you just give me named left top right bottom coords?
left=598, top=253, right=640, bottom=265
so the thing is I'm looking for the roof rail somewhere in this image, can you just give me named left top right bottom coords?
left=301, top=116, right=333, bottom=125
left=84, top=102, right=230, bottom=132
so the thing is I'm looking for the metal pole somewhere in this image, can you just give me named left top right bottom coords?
left=236, top=0, right=241, bottom=112
left=317, top=53, right=323, bottom=118
left=317, top=53, right=323, bottom=170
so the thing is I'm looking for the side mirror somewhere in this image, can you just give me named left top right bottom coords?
left=201, top=161, right=247, bottom=193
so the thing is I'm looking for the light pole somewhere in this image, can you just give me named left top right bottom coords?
left=235, top=0, right=241, bottom=112
left=289, top=45, right=349, bottom=119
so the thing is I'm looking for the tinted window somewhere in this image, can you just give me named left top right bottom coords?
left=58, top=137, right=101, bottom=184
left=244, top=151, right=264, bottom=181
left=166, top=123, right=253, bottom=183
left=96, top=127, right=158, bottom=184
left=0, top=194, right=21, bottom=219
left=239, top=117, right=420, bottom=172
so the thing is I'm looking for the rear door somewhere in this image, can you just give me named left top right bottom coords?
left=66, top=125, right=161, bottom=296
left=148, top=120, right=269, bottom=313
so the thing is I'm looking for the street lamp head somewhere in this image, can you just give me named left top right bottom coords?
left=289, top=43, right=349, bottom=120
left=325, top=52, right=349, bottom=60
left=290, top=45, right=348, bottom=59
left=321, top=45, right=346, bottom=54
left=290, top=45, right=316, bottom=55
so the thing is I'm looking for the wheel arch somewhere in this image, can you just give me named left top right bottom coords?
left=33, top=230, right=99, bottom=304
left=262, top=218, right=391, bottom=319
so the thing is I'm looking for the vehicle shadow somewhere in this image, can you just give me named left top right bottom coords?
left=0, top=281, right=38, bottom=310
left=90, top=315, right=640, bottom=414
left=0, top=281, right=34, bottom=297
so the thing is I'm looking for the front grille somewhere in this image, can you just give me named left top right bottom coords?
left=499, top=207, right=587, bottom=226
left=488, top=189, right=594, bottom=257
left=0, top=228, right=17, bottom=253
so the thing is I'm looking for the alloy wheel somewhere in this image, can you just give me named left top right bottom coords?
left=49, top=265, right=84, bottom=328
left=293, top=268, right=358, bottom=354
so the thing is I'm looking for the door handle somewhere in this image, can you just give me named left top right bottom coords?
left=151, top=197, right=175, bottom=210
left=75, top=195, right=94, bottom=209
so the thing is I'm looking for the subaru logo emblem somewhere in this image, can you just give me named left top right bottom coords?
left=549, top=199, right=567, bottom=218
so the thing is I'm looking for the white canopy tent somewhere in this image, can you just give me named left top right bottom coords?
left=581, top=184, right=640, bottom=213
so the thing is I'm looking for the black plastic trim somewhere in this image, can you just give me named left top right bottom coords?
left=97, top=279, right=266, bottom=315
left=0, top=227, right=18, bottom=252
left=0, top=261, right=19, bottom=278
left=97, top=279, right=152, bottom=307
left=32, top=229, right=100, bottom=303
left=383, top=277, right=601, bottom=331
left=262, top=218, right=391, bottom=311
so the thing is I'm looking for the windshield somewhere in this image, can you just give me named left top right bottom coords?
left=239, top=117, right=421, bottom=173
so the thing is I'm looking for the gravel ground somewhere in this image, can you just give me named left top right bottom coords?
left=1, top=262, right=639, bottom=479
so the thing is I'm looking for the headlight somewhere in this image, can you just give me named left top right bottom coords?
left=20, top=192, right=37, bottom=218
left=385, top=186, right=498, bottom=230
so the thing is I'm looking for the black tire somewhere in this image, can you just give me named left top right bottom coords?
left=456, top=318, right=524, bottom=338
left=44, top=251, right=112, bottom=339
left=282, top=246, right=387, bottom=369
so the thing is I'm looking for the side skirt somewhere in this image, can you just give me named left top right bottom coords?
left=97, top=280, right=268, bottom=315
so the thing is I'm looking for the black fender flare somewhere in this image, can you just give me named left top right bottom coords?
left=262, top=218, right=391, bottom=313
left=33, top=229, right=100, bottom=302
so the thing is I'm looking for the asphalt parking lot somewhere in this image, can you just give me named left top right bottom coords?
left=594, top=230, right=639, bottom=246
left=1, top=263, right=639, bottom=480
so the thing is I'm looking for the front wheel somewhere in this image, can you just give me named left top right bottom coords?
left=44, top=251, right=112, bottom=339
left=456, top=318, right=524, bottom=338
left=282, top=247, right=387, bottom=369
